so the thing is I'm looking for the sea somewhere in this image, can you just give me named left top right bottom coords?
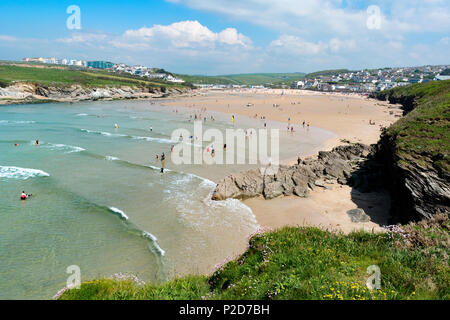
left=0, top=99, right=334, bottom=299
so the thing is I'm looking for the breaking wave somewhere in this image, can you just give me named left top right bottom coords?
left=109, top=207, right=129, bottom=220
left=0, top=166, right=50, bottom=180
left=42, top=143, right=86, bottom=154
left=142, top=231, right=166, bottom=256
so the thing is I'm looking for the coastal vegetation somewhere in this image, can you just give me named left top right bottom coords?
left=177, top=73, right=306, bottom=86
left=0, top=63, right=188, bottom=89
left=58, top=214, right=449, bottom=300
left=372, top=80, right=450, bottom=222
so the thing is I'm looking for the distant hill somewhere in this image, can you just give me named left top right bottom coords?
left=305, top=69, right=352, bottom=78
left=177, top=72, right=306, bottom=86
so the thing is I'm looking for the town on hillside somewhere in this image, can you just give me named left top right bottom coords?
left=22, top=57, right=185, bottom=84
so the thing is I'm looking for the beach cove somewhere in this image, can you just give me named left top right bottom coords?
left=0, top=96, right=334, bottom=299
left=0, top=90, right=401, bottom=299
left=165, top=89, right=402, bottom=233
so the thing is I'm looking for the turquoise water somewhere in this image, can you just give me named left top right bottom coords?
left=0, top=100, right=333, bottom=299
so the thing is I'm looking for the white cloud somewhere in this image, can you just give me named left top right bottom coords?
left=0, top=35, right=17, bottom=42
left=57, top=33, right=108, bottom=44
left=269, top=35, right=327, bottom=55
left=121, top=20, right=251, bottom=48
left=164, top=0, right=450, bottom=37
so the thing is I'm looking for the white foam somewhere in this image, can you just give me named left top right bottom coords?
left=0, top=166, right=50, bottom=180
left=132, top=135, right=177, bottom=144
left=186, top=173, right=216, bottom=187
left=148, top=165, right=172, bottom=172
left=109, top=207, right=129, bottom=220
left=105, top=156, right=120, bottom=161
left=76, top=113, right=88, bottom=117
left=0, top=120, right=35, bottom=125
left=44, top=143, right=85, bottom=154
left=142, top=231, right=166, bottom=256
left=80, top=129, right=126, bottom=137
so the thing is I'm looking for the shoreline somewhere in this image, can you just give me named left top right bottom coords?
left=0, top=83, right=197, bottom=106
left=163, top=89, right=403, bottom=233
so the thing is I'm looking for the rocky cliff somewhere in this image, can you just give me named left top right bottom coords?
left=212, top=143, right=377, bottom=201
left=372, top=81, right=450, bottom=222
left=0, top=82, right=190, bottom=103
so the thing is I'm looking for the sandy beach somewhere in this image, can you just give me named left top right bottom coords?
left=164, top=88, right=403, bottom=233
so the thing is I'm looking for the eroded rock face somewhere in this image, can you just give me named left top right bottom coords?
left=0, top=82, right=189, bottom=102
left=378, top=134, right=450, bottom=222
left=212, top=143, right=375, bottom=201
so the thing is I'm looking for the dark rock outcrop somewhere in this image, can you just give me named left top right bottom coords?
left=346, top=208, right=371, bottom=223
left=212, top=143, right=375, bottom=201
left=376, top=133, right=450, bottom=223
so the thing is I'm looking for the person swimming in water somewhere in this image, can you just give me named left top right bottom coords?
left=20, top=191, right=31, bottom=200
left=160, top=152, right=166, bottom=173
left=35, top=139, right=39, bottom=145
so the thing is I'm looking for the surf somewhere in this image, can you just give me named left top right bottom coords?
left=0, top=166, right=50, bottom=180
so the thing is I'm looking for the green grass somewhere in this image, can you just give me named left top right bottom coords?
left=59, top=215, right=449, bottom=300
left=0, top=63, right=188, bottom=89
left=177, top=73, right=306, bottom=86
left=375, top=80, right=450, bottom=172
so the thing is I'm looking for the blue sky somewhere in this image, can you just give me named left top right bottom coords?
left=0, top=0, right=449, bottom=74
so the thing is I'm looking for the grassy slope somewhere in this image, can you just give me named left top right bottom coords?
left=0, top=63, right=187, bottom=89
left=305, top=69, right=352, bottom=78
left=376, top=80, right=450, bottom=172
left=177, top=73, right=306, bottom=86
left=60, top=215, right=449, bottom=300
